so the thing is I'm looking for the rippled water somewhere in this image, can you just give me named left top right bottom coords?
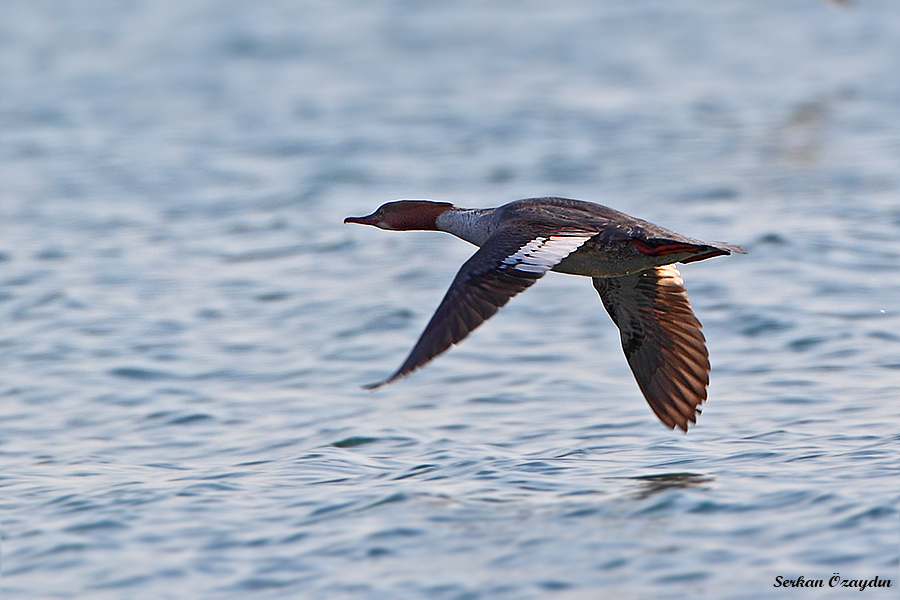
left=1, top=1, right=898, bottom=598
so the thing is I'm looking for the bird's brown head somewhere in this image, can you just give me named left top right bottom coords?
left=344, top=200, right=454, bottom=231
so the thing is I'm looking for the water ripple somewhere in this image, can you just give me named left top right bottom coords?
left=2, top=1, right=897, bottom=598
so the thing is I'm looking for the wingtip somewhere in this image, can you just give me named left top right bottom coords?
left=659, top=412, right=691, bottom=433
left=361, top=371, right=403, bottom=390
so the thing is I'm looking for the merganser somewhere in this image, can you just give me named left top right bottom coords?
left=345, top=197, right=745, bottom=431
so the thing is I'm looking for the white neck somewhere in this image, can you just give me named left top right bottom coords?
left=435, top=208, right=500, bottom=247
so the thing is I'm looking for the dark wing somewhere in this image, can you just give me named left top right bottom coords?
left=367, top=229, right=596, bottom=388
left=592, top=265, right=709, bottom=431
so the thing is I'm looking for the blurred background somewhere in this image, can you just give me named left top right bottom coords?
left=1, top=1, right=897, bottom=598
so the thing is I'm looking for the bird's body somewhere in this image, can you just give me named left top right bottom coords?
left=345, top=197, right=745, bottom=431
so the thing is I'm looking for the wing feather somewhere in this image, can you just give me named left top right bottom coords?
left=368, top=230, right=595, bottom=387
left=592, top=265, right=710, bottom=431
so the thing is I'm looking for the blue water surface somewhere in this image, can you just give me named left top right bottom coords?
left=1, top=1, right=898, bottom=598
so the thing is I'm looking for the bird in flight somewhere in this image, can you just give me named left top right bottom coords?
left=345, top=197, right=745, bottom=431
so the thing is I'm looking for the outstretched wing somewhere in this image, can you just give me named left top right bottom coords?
left=368, top=229, right=596, bottom=388
left=592, top=265, right=709, bottom=431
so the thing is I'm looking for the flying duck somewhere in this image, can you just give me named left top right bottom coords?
left=345, top=197, right=745, bottom=431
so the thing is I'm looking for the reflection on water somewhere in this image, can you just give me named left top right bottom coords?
left=627, top=473, right=714, bottom=500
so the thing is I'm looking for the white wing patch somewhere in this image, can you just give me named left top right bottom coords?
left=502, top=234, right=594, bottom=273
